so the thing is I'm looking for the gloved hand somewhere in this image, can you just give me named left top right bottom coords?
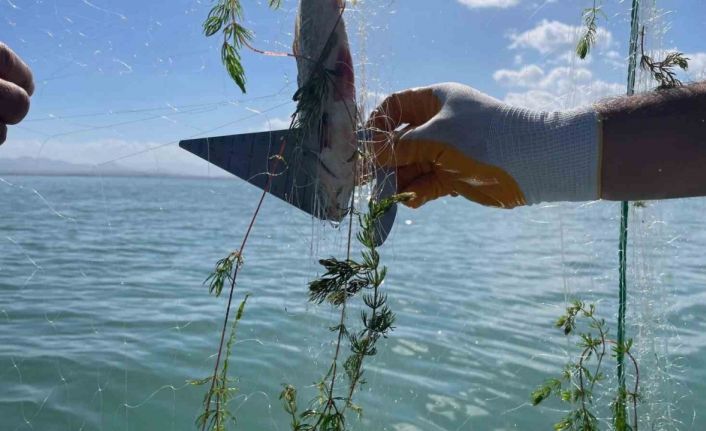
left=0, top=42, right=34, bottom=145
left=367, top=83, right=601, bottom=209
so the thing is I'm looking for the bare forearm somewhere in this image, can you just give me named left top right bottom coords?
left=598, top=81, right=706, bottom=201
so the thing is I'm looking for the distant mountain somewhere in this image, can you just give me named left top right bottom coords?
left=0, top=156, right=147, bottom=176
left=0, top=156, right=230, bottom=178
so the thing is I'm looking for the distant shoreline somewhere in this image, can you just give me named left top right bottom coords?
left=0, top=172, right=233, bottom=180
left=0, top=156, right=231, bottom=180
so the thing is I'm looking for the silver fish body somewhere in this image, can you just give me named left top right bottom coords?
left=293, top=0, right=357, bottom=221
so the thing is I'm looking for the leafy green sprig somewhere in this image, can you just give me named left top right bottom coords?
left=191, top=296, right=249, bottom=431
left=341, top=196, right=399, bottom=411
left=532, top=301, right=640, bottom=431
left=639, top=27, right=689, bottom=90
left=205, top=251, right=243, bottom=297
left=577, top=1, right=604, bottom=60
left=576, top=9, right=690, bottom=91
left=279, top=192, right=414, bottom=431
left=203, top=0, right=282, bottom=93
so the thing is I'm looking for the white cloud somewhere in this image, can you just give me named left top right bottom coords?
left=548, top=49, right=592, bottom=66
left=541, top=66, right=593, bottom=93
left=686, top=52, right=706, bottom=81
left=508, top=20, right=613, bottom=55
left=493, top=64, right=623, bottom=110
left=493, top=65, right=545, bottom=87
left=602, top=50, right=624, bottom=70
left=457, top=0, right=520, bottom=8
left=259, top=116, right=293, bottom=131
left=496, top=20, right=623, bottom=110
left=495, top=65, right=591, bottom=90
left=604, top=50, right=622, bottom=60
left=503, top=81, right=623, bottom=110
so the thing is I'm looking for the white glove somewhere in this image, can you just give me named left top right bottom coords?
left=368, top=82, right=601, bottom=208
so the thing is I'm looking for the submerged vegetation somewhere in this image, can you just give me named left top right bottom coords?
left=532, top=301, right=640, bottom=431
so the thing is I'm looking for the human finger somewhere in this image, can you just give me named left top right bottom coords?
left=450, top=179, right=508, bottom=208
left=0, top=43, right=34, bottom=96
left=450, top=171, right=526, bottom=208
left=399, top=172, right=445, bottom=208
left=0, top=78, right=30, bottom=124
left=397, top=167, right=458, bottom=208
left=395, top=158, right=524, bottom=208
left=395, top=162, right=434, bottom=192
left=432, top=144, right=526, bottom=208
left=366, top=87, right=442, bottom=136
left=372, top=133, right=451, bottom=169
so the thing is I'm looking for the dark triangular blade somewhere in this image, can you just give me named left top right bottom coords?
left=179, top=129, right=397, bottom=245
left=180, top=128, right=325, bottom=217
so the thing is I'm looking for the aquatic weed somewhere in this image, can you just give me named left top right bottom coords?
left=532, top=301, right=640, bottom=431
left=279, top=192, right=413, bottom=431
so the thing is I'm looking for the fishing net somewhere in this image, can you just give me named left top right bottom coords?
left=1, top=0, right=705, bottom=430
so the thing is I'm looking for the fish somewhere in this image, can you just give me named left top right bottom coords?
left=293, top=0, right=358, bottom=221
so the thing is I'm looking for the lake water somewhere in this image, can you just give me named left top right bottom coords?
left=2, top=175, right=706, bottom=430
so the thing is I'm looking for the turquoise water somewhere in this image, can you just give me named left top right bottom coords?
left=2, top=175, right=706, bottom=430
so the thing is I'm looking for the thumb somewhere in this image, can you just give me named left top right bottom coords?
left=367, top=87, right=443, bottom=166
left=367, top=87, right=442, bottom=133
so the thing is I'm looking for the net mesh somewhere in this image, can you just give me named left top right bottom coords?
left=1, top=0, right=703, bottom=430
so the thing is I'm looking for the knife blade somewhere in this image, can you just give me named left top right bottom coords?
left=179, top=128, right=397, bottom=245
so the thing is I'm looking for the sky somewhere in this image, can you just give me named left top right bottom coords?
left=1, top=0, right=705, bottom=175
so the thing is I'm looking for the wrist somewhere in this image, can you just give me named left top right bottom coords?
left=487, top=105, right=601, bottom=205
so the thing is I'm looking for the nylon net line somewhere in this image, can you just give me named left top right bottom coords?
left=2, top=1, right=705, bottom=430
left=624, top=2, right=691, bottom=428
